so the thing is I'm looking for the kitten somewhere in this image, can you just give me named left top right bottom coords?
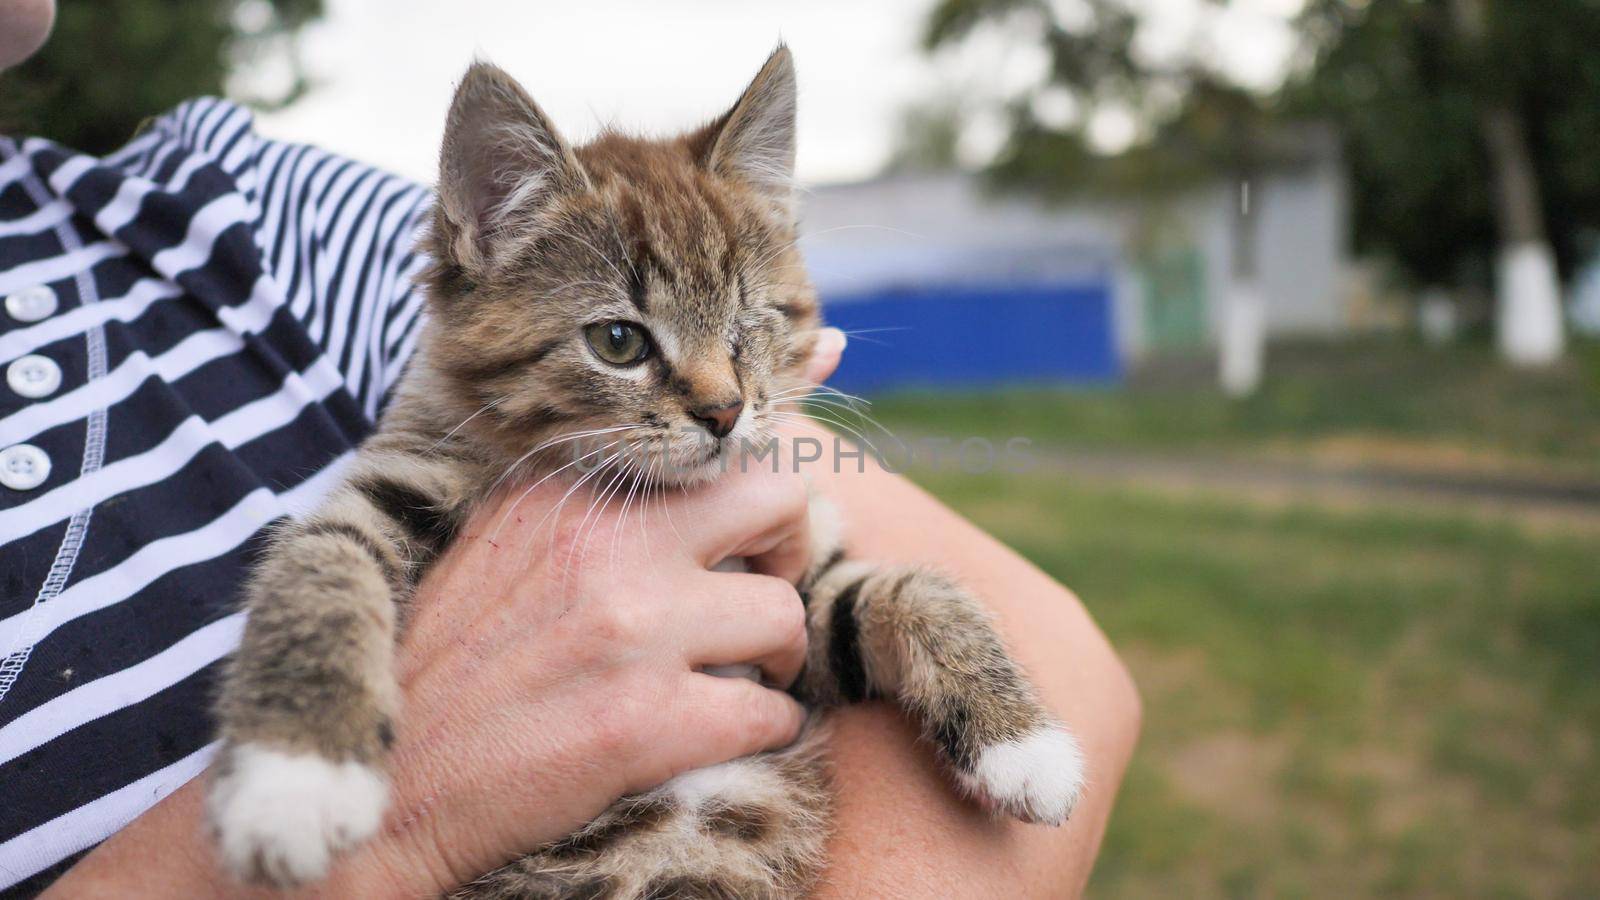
left=207, top=46, right=1085, bottom=898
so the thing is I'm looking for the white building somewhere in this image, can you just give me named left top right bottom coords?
left=798, top=146, right=1349, bottom=367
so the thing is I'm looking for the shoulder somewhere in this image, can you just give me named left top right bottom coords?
left=92, top=97, right=266, bottom=183
left=112, top=98, right=430, bottom=213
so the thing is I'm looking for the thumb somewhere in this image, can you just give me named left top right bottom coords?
left=799, top=327, right=846, bottom=387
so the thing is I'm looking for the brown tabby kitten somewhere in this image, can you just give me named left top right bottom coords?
left=207, top=47, right=1085, bottom=898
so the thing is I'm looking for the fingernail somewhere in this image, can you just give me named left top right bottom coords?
left=820, top=327, right=846, bottom=354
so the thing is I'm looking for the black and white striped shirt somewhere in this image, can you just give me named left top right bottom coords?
left=0, top=98, right=431, bottom=894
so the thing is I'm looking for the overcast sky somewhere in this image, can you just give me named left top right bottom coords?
left=249, top=0, right=1303, bottom=186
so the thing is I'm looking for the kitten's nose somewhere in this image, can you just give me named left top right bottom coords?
left=690, top=399, right=744, bottom=438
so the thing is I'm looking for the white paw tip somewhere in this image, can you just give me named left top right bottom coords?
left=207, top=743, right=388, bottom=886
left=665, top=758, right=774, bottom=807
left=958, top=725, right=1086, bottom=826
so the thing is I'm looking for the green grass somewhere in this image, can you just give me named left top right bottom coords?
left=851, top=339, right=1600, bottom=896
left=909, top=471, right=1600, bottom=898
left=866, top=338, right=1600, bottom=478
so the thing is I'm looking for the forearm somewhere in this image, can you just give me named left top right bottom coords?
left=48, top=441, right=1136, bottom=900
left=40, top=777, right=430, bottom=899
left=42, top=780, right=250, bottom=899
left=805, top=454, right=1143, bottom=897
left=44, top=459, right=820, bottom=900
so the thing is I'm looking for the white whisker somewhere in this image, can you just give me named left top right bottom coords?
left=485, top=423, right=643, bottom=500
left=567, top=458, right=632, bottom=574
left=490, top=438, right=622, bottom=541
left=768, top=409, right=885, bottom=461
left=431, top=396, right=506, bottom=451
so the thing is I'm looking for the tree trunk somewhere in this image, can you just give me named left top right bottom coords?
left=1480, top=108, right=1545, bottom=246
left=1480, top=106, right=1564, bottom=364
left=1450, top=0, right=1565, bottom=365
left=1220, top=173, right=1264, bottom=396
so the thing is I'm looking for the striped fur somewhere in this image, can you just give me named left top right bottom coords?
left=209, top=46, right=1084, bottom=897
left=452, top=728, right=832, bottom=900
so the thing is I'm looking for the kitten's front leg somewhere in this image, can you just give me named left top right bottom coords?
left=799, top=547, right=1085, bottom=825
left=207, top=451, right=469, bottom=887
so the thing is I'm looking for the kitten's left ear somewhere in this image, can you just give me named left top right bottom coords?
left=693, top=45, right=798, bottom=221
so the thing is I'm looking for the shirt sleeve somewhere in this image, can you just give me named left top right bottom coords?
left=142, top=98, right=434, bottom=420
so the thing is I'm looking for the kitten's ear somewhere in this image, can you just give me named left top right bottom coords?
left=435, top=61, right=587, bottom=274
left=693, top=45, right=797, bottom=220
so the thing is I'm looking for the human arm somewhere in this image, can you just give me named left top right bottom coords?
left=40, top=459, right=822, bottom=899
left=800, top=434, right=1142, bottom=898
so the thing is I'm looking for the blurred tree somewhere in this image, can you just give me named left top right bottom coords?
left=1, top=0, right=322, bottom=155
left=884, top=97, right=967, bottom=174
left=918, top=0, right=1263, bottom=198
left=919, top=0, right=1600, bottom=366
left=1292, top=0, right=1594, bottom=364
left=920, top=0, right=1300, bottom=393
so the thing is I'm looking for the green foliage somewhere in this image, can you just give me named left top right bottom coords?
left=1290, top=0, right=1600, bottom=286
left=883, top=97, right=967, bottom=174
left=918, top=0, right=1282, bottom=200
left=922, top=0, right=1149, bottom=110
left=917, top=0, right=1600, bottom=290
left=1, top=0, right=321, bottom=155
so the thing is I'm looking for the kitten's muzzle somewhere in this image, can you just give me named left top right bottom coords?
left=690, top=399, right=744, bottom=439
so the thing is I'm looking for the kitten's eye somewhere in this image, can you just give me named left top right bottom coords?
left=584, top=321, right=651, bottom=366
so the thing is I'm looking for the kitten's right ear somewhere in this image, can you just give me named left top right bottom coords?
left=435, top=61, right=587, bottom=275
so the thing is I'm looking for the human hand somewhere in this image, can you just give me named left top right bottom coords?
left=0, top=0, right=53, bottom=70
left=309, top=451, right=818, bottom=897
left=40, top=326, right=845, bottom=899
left=800, top=327, right=846, bottom=387
left=315, top=325, right=843, bottom=895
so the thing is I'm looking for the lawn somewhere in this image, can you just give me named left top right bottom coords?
left=866, top=338, right=1600, bottom=479
left=903, top=471, right=1600, bottom=898
left=854, top=340, right=1600, bottom=897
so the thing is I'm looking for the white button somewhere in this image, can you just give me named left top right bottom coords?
left=8, top=355, right=62, bottom=399
left=5, top=285, right=59, bottom=323
left=0, top=444, right=51, bottom=491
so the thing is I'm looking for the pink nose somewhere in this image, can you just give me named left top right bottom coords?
left=690, top=399, right=744, bottom=438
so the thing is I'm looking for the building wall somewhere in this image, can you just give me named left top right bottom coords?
left=799, top=174, right=1125, bottom=294
left=822, top=282, right=1120, bottom=393
left=797, top=163, right=1349, bottom=370
left=1242, top=164, right=1349, bottom=336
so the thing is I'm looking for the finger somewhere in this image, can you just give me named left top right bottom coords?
left=668, top=464, right=811, bottom=580
left=799, top=327, right=846, bottom=387
left=679, top=573, right=808, bottom=689
left=735, top=504, right=812, bottom=588
left=680, top=674, right=807, bottom=762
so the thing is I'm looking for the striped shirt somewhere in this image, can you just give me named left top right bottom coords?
left=0, top=98, right=431, bottom=894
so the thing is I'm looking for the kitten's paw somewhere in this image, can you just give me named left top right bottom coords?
left=956, top=724, right=1085, bottom=826
left=207, top=742, right=388, bottom=887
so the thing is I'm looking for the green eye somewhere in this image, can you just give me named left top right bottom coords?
left=584, top=321, right=651, bottom=366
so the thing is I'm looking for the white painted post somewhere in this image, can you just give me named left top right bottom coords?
left=1220, top=177, right=1264, bottom=396
left=1220, top=281, right=1264, bottom=396
left=1496, top=241, right=1565, bottom=365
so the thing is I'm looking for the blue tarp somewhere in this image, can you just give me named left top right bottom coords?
left=819, top=281, right=1120, bottom=394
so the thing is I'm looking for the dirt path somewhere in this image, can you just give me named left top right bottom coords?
left=996, top=445, right=1600, bottom=532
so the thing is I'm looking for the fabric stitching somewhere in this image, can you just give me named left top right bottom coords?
left=0, top=140, right=112, bottom=705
